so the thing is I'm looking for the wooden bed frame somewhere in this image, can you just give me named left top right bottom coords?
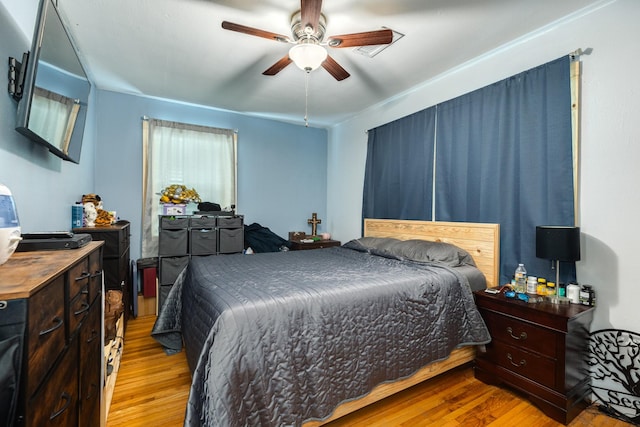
left=304, top=219, right=500, bottom=426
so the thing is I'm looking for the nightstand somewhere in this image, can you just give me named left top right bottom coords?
left=473, top=290, right=594, bottom=425
left=288, top=239, right=341, bottom=250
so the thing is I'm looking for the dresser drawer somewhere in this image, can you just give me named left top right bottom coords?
left=28, top=344, right=78, bottom=427
left=88, top=249, right=102, bottom=304
left=26, top=277, right=66, bottom=397
left=190, top=229, right=217, bottom=255
left=68, top=258, right=91, bottom=300
left=68, top=290, right=90, bottom=336
left=190, top=216, right=217, bottom=228
left=482, top=309, right=559, bottom=358
left=485, top=340, right=559, bottom=390
left=160, top=216, right=189, bottom=229
left=217, top=216, right=242, bottom=228
left=159, top=229, right=188, bottom=255
left=79, top=303, right=101, bottom=427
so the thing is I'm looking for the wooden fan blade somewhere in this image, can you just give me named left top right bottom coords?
left=322, top=55, right=350, bottom=81
left=222, top=21, right=291, bottom=43
left=327, top=29, right=393, bottom=48
left=263, top=55, right=293, bottom=76
left=301, top=0, right=323, bottom=31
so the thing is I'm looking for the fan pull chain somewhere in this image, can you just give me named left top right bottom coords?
left=304, top=70, right=310, bottom=127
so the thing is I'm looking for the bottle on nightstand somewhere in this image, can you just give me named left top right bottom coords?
left=514, top=263, right=527, bottom=293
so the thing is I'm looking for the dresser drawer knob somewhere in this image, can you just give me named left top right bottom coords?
left=39, top=316, right=63, bottom=336
left=507, top=352, right=527, bottom=367
left=506, top=326, right=527, bottom=340
left=50, top=392, right=71, bottom=420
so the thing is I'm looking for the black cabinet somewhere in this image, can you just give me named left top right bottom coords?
left=74, top=221, right=131, bottom=327
left=158, top=214, right=243, bottom=307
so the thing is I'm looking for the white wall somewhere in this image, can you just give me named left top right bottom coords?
left=327, top=0, right=638, bottom=332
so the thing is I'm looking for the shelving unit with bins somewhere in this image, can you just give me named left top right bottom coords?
left=158, top=213, right=244, bottom=307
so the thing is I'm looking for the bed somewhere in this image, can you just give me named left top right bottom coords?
left=152, top=219, right=500, bottom=426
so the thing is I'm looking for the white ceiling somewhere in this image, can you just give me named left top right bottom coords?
left=56, top=0, right=602, bottom=127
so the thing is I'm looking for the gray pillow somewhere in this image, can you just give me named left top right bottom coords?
left=342, top=237, right=404, bottom=260
left=395, top=239, right=476, bottom=267
left=344, top=237, right=476, bottom=267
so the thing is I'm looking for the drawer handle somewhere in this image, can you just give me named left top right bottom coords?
left=39, top=316, right=63, bottom=336
left=75, top=271, right=91, bottom=281
left=75, top=303, right=90, bottom=316
left=506, top=327, right=527, bottom=340
left=507, top=353, right=527, bottom=368
left=85, top=383, right=99, bottom=400
left=50, top=392, right=71, bottom=420
left=90, top=270, right=103, bottom=279
left=87, top=329, right=99, bottom=344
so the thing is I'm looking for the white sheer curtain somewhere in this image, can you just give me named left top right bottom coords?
left=141, top=118, right=237, bottom=257
left=30, top=86, right=79, bottom=153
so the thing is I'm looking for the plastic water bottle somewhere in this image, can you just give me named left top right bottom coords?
left=514, top=263, right=527, bottom=293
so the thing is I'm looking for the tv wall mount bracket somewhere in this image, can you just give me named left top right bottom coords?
left=7, top=52, right=29, bottom=101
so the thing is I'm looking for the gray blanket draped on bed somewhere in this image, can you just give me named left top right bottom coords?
left=152, top=246, right=490, bottom=427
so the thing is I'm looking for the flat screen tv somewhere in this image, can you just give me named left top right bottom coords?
left=13, top=0, right=91, bottom=164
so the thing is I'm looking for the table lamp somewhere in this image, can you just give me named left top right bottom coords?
left=536, top=225, right=581, bottom=287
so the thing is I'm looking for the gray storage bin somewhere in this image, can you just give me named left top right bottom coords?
left=219, top=227, right=244, bottom=253
left=159, top=256, right=189, bottom=285
left=160, top=216, right=189, bottom=229
left=190, top=229, right=217, bottom=255
left=190, top=216, right=217, bottom=228
left=159, top=228, right=188, bottom=255
left=217, top=216, right=243, bottom=228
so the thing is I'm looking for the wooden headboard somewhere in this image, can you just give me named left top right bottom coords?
left=363, top=219, right=500, bottom=288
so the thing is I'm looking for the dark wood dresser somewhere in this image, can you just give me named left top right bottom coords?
left=0, top=241, right=104, bottom=427
left=473, top=290, right=594, bottom=424
left=74, top=221, right=131, bottom=326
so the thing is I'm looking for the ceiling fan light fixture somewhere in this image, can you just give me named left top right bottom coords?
left=289, top=43, right=327, bottom=72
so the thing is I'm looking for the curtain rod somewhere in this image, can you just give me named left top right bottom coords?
left=569, top=48, right=592, bottom=61
left=141, top=115, right=237, bottom=134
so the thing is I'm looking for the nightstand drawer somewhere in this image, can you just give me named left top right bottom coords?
left=482, top=309, right=558, bottom=358
left=486, top=341, right=558, bottom=389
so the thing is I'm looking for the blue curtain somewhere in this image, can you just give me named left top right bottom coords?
left=363, top=56, right=575, bottom=285
left=363, top=108, right=436, bottom=220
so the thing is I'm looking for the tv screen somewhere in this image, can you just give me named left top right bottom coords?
left=14, top=0, right=91, bottom=164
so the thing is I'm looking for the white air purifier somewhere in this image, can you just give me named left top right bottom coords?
left=0, top=184, right=21, bottom=265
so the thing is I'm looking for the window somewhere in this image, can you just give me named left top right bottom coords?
left=141, top=118, right=237, bottom=257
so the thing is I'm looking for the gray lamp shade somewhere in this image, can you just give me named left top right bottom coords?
left=536, top=226, right=581, bottom=262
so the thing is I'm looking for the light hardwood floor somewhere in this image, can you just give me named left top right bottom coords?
left=106, top=316, right=632, bottom=427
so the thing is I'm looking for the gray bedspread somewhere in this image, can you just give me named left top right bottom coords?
left=152, top=246, right=490, bottom=427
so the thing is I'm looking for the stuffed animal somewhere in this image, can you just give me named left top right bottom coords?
left=81, top=193, right=113, bottom=226
left=83, top=202, right=97, bottom=227
left=82, top=193, right=102, bottom=209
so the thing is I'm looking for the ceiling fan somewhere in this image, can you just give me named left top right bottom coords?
left=221, top=0, right=393, bottom=81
